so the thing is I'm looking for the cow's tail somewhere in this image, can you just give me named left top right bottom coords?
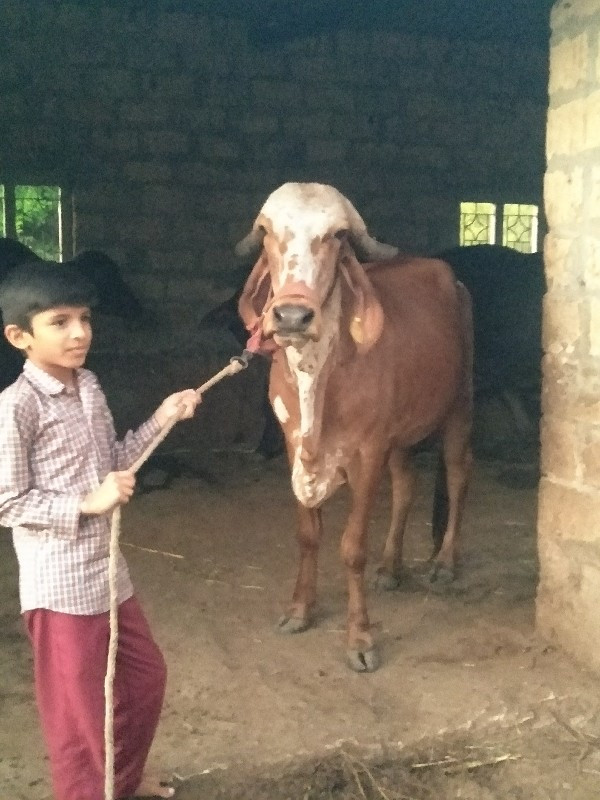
left=431, top=450, right=448, bottom=556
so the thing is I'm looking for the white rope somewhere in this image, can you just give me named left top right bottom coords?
left=103, top=355, right=250, bottom=800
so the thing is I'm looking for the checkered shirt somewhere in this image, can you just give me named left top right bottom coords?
left=0, top=360, right=161, bottom=614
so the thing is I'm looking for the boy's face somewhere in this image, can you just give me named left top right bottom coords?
left=5, top=306, right=92, bottom=385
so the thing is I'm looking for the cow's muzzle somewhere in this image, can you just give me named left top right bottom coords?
left=269, top=301, right=320, bottom=345
left=264, top=281, right=322, bottom=344
left=273, top=303, right=315, bottom=333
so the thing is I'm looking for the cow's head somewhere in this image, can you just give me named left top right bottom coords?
left=236, top=183, right=396, bottom=353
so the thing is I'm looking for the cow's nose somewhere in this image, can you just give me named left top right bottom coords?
left=273, top=304, right=315, bottom=332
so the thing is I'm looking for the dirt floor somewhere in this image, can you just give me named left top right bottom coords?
left=2, top=446, right=600, bottom=800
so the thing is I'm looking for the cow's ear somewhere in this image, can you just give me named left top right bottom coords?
left=340, top=253, right=384, bottom=354
left=238, top=252, right=272, bottom=330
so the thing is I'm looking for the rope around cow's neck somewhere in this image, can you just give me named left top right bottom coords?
left=104, top=351, right=252, bottom=800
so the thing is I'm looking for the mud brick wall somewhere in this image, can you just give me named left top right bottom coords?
left=0, top=1, right=548, bottom=446
left=537, top=0, right=600, bottom=670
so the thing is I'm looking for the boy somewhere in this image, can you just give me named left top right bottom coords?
left=0, top=261, right=199, bottom=800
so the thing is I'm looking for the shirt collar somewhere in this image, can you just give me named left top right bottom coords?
left=23, top=359, right=89, bottom=397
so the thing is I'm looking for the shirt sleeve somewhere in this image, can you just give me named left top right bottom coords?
left=114, top=415, right=162, bottom=471
left=100, top=397, right=162, bottom=471
left=0, top=392, right=83, bottom=539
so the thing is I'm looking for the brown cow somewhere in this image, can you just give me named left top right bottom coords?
left=237, top=183, right=473, bottom=671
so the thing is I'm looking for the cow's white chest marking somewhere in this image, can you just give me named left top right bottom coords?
left=291, top=448, right=345, bottom=507
left=285, top=284, right=346, bottom=506
left=272, top=395, right=289, bottom=423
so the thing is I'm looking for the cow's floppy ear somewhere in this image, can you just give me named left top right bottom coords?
left=238, top=252, right=272, bottom=330
left=340, top=252, right=384, bottom=354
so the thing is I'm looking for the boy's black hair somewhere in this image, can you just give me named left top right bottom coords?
left=0, top=261, right=98, bottom=331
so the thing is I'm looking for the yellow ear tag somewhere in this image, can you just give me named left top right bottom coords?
left=350, top=315, right=363, bottom=344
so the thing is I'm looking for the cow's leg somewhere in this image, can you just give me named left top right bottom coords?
left=431, top=451, right=448, bottom=557
left=430, top=411, right=472, bottom=584
left=430, top=280, right=473, bottom=583
left=500, top=389, right=534, bottom=437
left=375, top=449, right=416, bottom=590
left=277, top=504, right=322, bottom=634
left=342, top=451, right=386, bottom=672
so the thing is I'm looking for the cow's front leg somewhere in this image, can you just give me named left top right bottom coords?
left=278, top=504, right=322, bottom=634
left=342, top=451, right=386, bottom=672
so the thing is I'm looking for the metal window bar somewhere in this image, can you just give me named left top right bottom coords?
left=3, top=183, right=17, bottom=240
left=61, top=189, right=74, bottom=260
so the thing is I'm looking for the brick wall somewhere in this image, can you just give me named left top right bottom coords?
left=537, top=0, right=600, bottom=670
left=0, top=1, right=548, bottom=446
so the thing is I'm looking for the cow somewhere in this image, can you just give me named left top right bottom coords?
left=198, top=285, right=283, bottom=459
left=0, top=237, right=145, bottom=321
left=199, top=243, right=545, bottom=459
left=0, top=237, right=146, bottom=390
left=236, top=182, right=473, bottom=671
left=438, top=244, right=544, bottom=436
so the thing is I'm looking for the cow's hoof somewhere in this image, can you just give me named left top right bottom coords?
left=346, top=647, right=380, bottom=672
left=276, top=614, right=310, bottom=635
left=374, top=569, right=400, bottom=592
left=429, top=563, right=455, bottom=584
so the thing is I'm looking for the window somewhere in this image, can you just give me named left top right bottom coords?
left=502, top=203, right=538, bottom=253
left=459, top=202, right=496, bottom=246
left=1, top=184, right=70, bottom=260
left=459, top=201, right=538, bottom=253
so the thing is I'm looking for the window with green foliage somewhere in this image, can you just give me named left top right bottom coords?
left=459, top=201, right=539, bottom=253
left=1, top=184, right=64, bottom=260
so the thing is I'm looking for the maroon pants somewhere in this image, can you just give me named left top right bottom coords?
left=24, top=596, right=167, bottom=800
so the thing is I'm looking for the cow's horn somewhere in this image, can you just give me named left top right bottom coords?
left=350, top=232, right=399, bottom=261
left=234, top=227, right=265, bottom=259
left=343, top=195, right=398, bottom=261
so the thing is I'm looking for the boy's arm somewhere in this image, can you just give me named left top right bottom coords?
left=0, top=398, right=82, bottom=539
left=106, top=390, right=198, bottom=471
left=105, top=405, right=162, bottom=472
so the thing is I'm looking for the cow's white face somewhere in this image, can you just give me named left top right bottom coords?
left=257, top=184, right=352, bottom=347
left=261, top=183, right=350, bottom=288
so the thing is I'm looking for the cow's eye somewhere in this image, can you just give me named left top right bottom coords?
left=334, top=229, right=348, bottom=241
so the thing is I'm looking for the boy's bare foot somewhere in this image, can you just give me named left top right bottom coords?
left=130, top=774, right=175, bottom=798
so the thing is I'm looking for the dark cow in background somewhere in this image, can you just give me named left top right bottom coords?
left=0, top=237, right=145, bottom=321
left=198, top=280, right=283, bottom=459
left=439, top=245, right=544, bottom=438
left=199, top=243, right=545, bottom=460
left=0, top=237, right=146, bottom=390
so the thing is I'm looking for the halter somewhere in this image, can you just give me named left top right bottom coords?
left=245, top=257, right=355, bottom=355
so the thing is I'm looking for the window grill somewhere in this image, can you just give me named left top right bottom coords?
left=502, top=203, right=538, bottom=253
left=459, top=202, right=496, bottom=246
left=460, top=201, right=538, bottom=252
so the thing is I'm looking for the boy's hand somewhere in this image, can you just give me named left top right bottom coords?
left=154, top=389, right=200, bottom=428
left=80, top=471, right=136, bottom=515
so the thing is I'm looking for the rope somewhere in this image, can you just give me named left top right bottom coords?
left=103, top=352, right=252, bottom=800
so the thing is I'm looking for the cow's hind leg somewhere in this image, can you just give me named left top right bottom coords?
left=429, top=411, right=472, bottom=584
left=277, top=504, right=322, bottom=634
left=431, top=451, right=448, bottom=557
left=430, top=278, right=473, bottom=583
left=376, top=448, right=416, bottom=590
